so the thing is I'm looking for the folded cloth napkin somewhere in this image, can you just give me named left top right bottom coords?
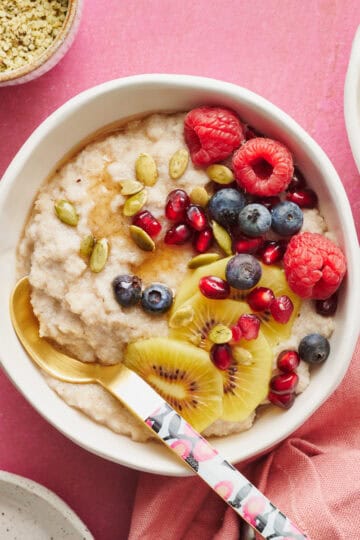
left=128, top=337, right=360, bottom=540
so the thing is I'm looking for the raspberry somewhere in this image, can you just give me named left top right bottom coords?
left=232, top=138, right=294, bottom=196
left=184, top=107, right=244, bottom=166
left=283, top=232, right=346, bottom=299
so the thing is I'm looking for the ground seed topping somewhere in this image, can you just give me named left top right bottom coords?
left=0, top=0, right=69, bottom=73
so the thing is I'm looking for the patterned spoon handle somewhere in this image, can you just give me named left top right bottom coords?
left=145, top=402, right=308, bottom=540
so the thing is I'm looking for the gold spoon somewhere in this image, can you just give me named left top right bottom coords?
left=10, top=277, right=308, bottom=540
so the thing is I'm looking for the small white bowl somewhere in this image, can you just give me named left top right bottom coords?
left=345, top=26, right=360, bottom=173
left=0, top=75, right=359, bottom=476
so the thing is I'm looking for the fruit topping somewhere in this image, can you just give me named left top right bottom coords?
left=270, top=295, right=294, bottom=323
left=210, top=343, right=233, bottom=370
left=208, top=324, right=233, bottom=344
left=268, top=391, right=295, bottom=409
left=270, top=372, right=299, bottom=394
left=186, top=204, right=208, bottom=231
left=211, top=221, right=233, bottom=255
left=315, top=294, right=338, bottom=316
left=259, top=240, right=287, bottom=265
left=165, top=189, right=190, bottom=222
left=208, top=188, right=246, bottom=228
left=193, top=228, right=213, bottom=253
left=298, top=333, right=330, bottom=364
left=54, top=199, right=79, bottom=226
left=199, top=276, right=230, bottom=300
left=164, top=223, right=192, bottom=245
left=141, top=283, right=173, bottom=314
left=237, top=313, right=260, bottom=340
left=271, top=201, right=303, bottom=236
left=283, top=232, right=346, bottom=299
left=256, top=196, right=281, bottom=209
left=169, top=148, right=189, bottom=179
left=225, top=254, right=262, bottom=290
left=238, top=203, right=272, bottom=237
left=124, top=337, right=223, bottom=432
left=247, top=287, right=275, bottom=311
left=233, top=138, right=294, bottom=196
left=287, top=167, right=306, bottom=191
left=184, top=106, right=244, bottom=166
left=206, top=164, right=234, bottom=185
left=233, top=236, right=264, bottom=255
left=277, top=350, right=300, bottom=373
left=168, top=304, right=195, bottom=329
left=112, top=274, right=142, bottom=307
left=135, top=153, right=158, bottom=186
left=286, top=188, right=318, bottom=209
left=129, top=225, right=155, bottom=252
left=132, top=210, right=162, bottom=238
left=230, top=325, right=243, bottom=342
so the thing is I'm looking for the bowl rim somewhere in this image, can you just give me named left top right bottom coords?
left=344, top=25, right=360, bottom=173
left=1, top=74, right=359, bottom=476
left=0, top=0, right=79, bottom=83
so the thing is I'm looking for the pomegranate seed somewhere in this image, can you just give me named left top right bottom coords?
left=260, top=240, right=287, bottom=265
left=286, top=189, right=318, bottom=209
left=277, top=350, right=300, bottom=373
left=247, top=287, right=275, bottom=311
left=268, top=391, right=295, bottom=409
left=210, top=343, right=232, bottom=370
left=164, top=223, right=192, bottom=245
left=165, top=189, right=190, bottom=222
left=132, top=210, right=162, bottom=238
left=315, top=294, right=338, bottom=316
left=194, top=228, right=213, bottom=253
left=256, top=196, right=281, bottom=209
left=270, top=295, right=294, bottom=323
left=270, top=372, right=298, bottom=394
left=287, top=168, right=306, bottom=191
left=233, top=236, right=264, bottom=254
left=237, top=313, right=260, bottom=340
left=186, top=204, right=208, bottom=231
left=230, top=325, right=243, bottom=342
left=199, top=276, right=230, bottom=300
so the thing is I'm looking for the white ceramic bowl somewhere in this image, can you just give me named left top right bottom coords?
left=344, top=25, right=360, bottom=173
left=0, top=75, right=359, bottom=477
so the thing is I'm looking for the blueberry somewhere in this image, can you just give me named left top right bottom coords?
left=298, top=333, right=330, bottom=364
left=208, top=188, right=246, bottom=228
left=271, top=201, right=303, bottom=236
left=141, top=283, right=173, bottom=314
left=238, top=203, right=271, bottom=237
left=112, top=274, right=142, bottom=307
left=225, top=254, right=262, bottom=290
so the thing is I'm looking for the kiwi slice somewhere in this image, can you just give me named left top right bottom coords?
left=124, top=337, right=223, bottom=432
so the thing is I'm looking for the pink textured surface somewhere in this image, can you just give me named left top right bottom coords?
left=0, top=2, right=359, bottom=539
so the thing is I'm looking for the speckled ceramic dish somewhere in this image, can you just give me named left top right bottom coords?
left=0, top=471, right=93, bottom=539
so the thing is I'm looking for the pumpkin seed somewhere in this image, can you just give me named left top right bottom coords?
left=123, top=189, right=147, bottom=217
left=208, top=324, right=232, bottom=344
left=206, top=164, right=234, bottom=184
left=189, top=186, right=209, bottom=207
left=169, top=148, right=189, bottom=179
left=233, top=347, right=253, bottom=365
left=54, top=200, right=79, bottom=227
left=129, top=225, right=155, bottom=252
left=135, top=153, right=158, bottom=186
left=80, top=234, right=95, bottom=257
left=211, top=220, right=233, bottom=255
left=169, top=305, right=195, bottom=329
left=90, top=238, right=109, bottom=273
left=187, top=252, right=221, bottom=269
left=120, top=180, right=144, bottom=196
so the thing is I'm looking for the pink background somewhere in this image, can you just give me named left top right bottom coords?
left=0, top=1, right=359, bottom=539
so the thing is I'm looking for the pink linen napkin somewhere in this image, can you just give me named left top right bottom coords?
left=128, top=338, right=360, bottom=540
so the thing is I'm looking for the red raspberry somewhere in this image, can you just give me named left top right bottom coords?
left=232, top=138, right=294, bottom=196
left=283, top=232, right=347, bottom=299
left=184, top=107, right=244, bottom=166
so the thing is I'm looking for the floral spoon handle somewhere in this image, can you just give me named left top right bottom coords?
left=145, top=402, right=308, bottom=540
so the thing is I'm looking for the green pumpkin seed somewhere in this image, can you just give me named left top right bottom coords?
left=129, top=225, right=155, bottom=252
left=168, top=304, right=195, bottom=329
left=189, top=186, right=209, bottom=207
left=233, top=347, right=253, bottom=365
left=80, top=234, right=95, bottom=257
left=169, top=148, right=189, bottom=179
left=54, top=200, right=79, bottom=226
left=135, top=153, right=158, bottom=186
left=206, top=164, right=234, bottom=184
left=208, top=324, right=232, bottom=344
left=123, top=189, right=147, bottom=217
left=90, top=238, right=109, bottom=273
left=211, top=221, right=233, bottom=255
left=120, top=180, right=144, bottom=196
left=187, top=252, right=221, bottom=269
